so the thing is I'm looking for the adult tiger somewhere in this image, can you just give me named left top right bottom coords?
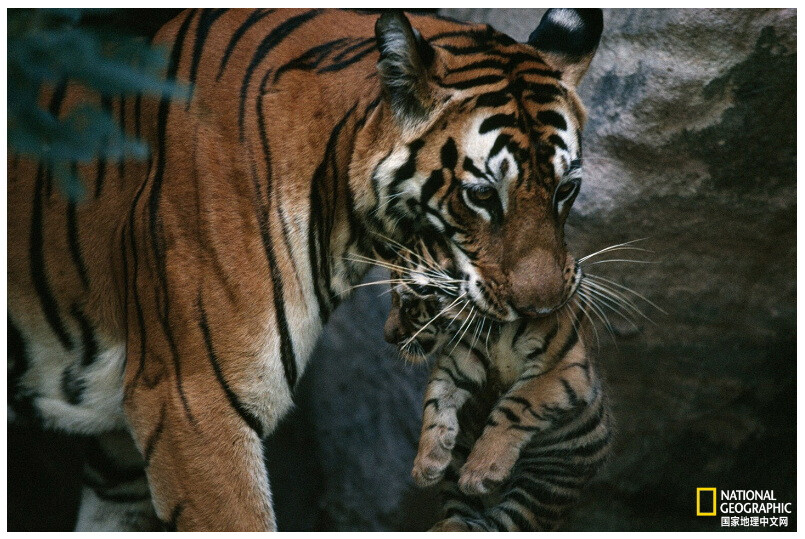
left=7, top=8, right=603, bottom=531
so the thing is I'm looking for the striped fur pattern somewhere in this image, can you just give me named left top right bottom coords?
left=384, top=244, right=610, bottom=531
left=8, top=9, right=602, bottom=530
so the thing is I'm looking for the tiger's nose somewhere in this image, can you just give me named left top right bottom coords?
left=509, top=251, right=567, bottom=317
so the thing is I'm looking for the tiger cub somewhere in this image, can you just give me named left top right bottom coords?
left=384, top=253, right=611, bottom=532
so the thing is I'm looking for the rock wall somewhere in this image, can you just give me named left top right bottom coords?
left=287, top=8, right=796, bottom=531
left=8, top=8, right=795, bottom=531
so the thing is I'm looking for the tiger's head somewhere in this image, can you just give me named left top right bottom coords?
left=370, top=9, right=602, bottom=322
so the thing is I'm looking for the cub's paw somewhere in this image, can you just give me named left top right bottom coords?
left=430, top=517, right=472, bottom=532
left=458, top=440, right=518, bottom=495
left=411, top=424, right=456, bottom=487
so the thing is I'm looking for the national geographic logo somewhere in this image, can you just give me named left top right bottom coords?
left=696, top=488, right=793, bottom=528
left=697, top=488, right=717, bottom=516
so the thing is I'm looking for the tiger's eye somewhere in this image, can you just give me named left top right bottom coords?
left=473, top=187, right=494, bottom=201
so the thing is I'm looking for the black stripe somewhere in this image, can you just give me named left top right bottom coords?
left=186, top=8, right=229, bottom=110
left=389, top=139, right=425, bottom=191
left=66, top=201, right=90, bottom=289
left=497, top=405, right=521, bottom=423
left=123, top=160, right=158, bottom=396
left=424, top=398, right=440, bottom=411
left=198, top=295, right=265, bottom=437
left=143, top=405, right=166, bottom=465
left=439, top=74, right=506, bottom=90
left=436, top=44, right=508, bottom=57
left=440, top=137, right=458, bottom=170
left=273, top=37, right=350, bottom=83
left=94, top=159, right=107, bottom=198
left=341, top=97, right=381, bottom=257
left=498, top=501, right=535, bottom=531
left=61, top=365, right=85, bottom=404
left=526, top=345, right=545, bottom=359
left=71, top=305, right=99, bottom=367
left=217, top=9, right=276, bottom=81
left=511, top=319, right=528, bottom=345
left=420, top=169, right=444, bottom=207
left=450, top=58, right=508, bottom=74
left=146, top=6, right=194, bottom=301
left=479, top=113, right=517, bottom=134
left=476, top=91, right=512, bottom=108
left=48, top=78, right=68, bottom=116
left=560, top=378, right=580, bottom=407
left=30, top=165, right=74, bottom=350
left=537, top=109, right=567, bottom=131
left=524, top=83, right=562, bottom=104
left=536, top=429, right=611, bottom=459
left=254, top=71, right=300, bottom=389
left=511, top=477, right=578, bottom=505
left=484, top=513, right=512, bottom=532
left=518, top=66, right=561, bottom=78
left=547, top=133, right=567, bottom=151
left=502, top=395, right=532, bottom=410
left=148, top=9, right=199, bottom=430
left=506, top=490, right=562, bottom=526
left=489, top=133, right=513, bottom=158
left=462, top=156, right=488, bottom=181
left=438, top=364, right=481, bottom=395
left=307, top=106, right=357, bottom=321
left=332, top=36, right=374, bottom=62
left=555, top=324, right=579, bottom=359
left=238, top=10, right=320, bottom=139
left=318, top=41, right=375, bottom=73
left=537, top=402, right=604, bottom=446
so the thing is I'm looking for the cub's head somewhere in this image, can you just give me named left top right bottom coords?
left=371, top=9, right=602, bottom=322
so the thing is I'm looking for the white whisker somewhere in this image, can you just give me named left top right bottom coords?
left=577, top=238, right=649, bottom=263
left=401, top=293, right=467, bottom=348
left=585, top=258, right=656, bottom=266
left=585, top=274, right=667, bottom=315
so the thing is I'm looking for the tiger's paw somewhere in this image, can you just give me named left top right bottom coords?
left=430, top=517, right=472, bottom=532
left=458, top=439, right=518, bottom=495
left=411, top=424, right=456, bottom=487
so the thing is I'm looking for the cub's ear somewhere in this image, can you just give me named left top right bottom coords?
left=527, top=8, right=603, bottom=86
left=375, top=10, right=436, bottom=125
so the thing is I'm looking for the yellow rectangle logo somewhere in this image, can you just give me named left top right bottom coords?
left=697, top=487, right=717, bottom=516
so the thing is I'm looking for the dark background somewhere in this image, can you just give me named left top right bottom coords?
left=8, top=8, right=796, bottom=531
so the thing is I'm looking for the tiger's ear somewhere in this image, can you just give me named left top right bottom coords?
left=375, top=10, right=436, bottom=125
left=527, top=8, right=603, bottom=86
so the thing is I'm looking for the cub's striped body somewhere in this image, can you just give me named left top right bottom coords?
left=384, top=244, right=610, bottom=531
left=8, top=8, right=603, bottom=530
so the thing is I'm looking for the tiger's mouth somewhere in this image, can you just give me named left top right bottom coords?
left=397, top=336, right=436, bottom=363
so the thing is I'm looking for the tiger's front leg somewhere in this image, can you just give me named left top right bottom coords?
left=458, top=336, right=593, bottom=496
left=412, top=343, right=487, bottom=487
left=122, top=289, right=295, bottom=530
